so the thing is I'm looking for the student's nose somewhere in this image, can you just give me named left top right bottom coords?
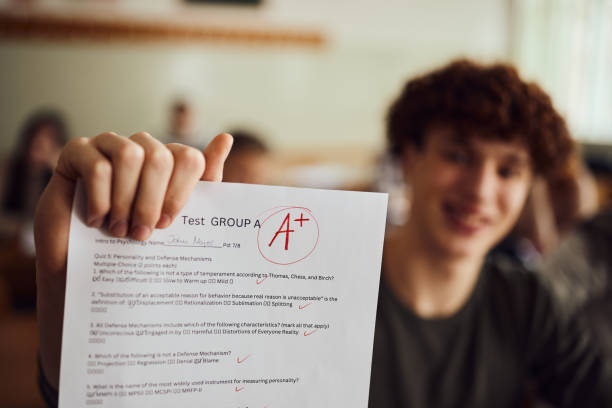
left=463, top=162, right=497, bottom=204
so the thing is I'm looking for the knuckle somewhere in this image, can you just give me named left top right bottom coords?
left=147, top=147, right=174, bottom=171
left=67, top=137, right=89, bottom=150
left=115, top=142, right=145, bottom=165
left=97, top=131, right=119, bottom=139
left=62, top=138, right=88, bottom=160
left=176, top=147, right=205, bottom=171
left=130, top=131, right=152, bottom=141
left=89, top=158, right=112, bottom=181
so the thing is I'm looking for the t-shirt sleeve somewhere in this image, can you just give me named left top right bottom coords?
left=522, top=272, right=612, bottom=407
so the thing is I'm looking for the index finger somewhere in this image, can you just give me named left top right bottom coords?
left=201, top=133, right=233, bottom=182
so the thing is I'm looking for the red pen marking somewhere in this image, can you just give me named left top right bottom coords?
left=298, top=302, right=311, bottom=310
left=256, top=276, right=267, bottom=285
left=303, top=329, right=318, bottom=337
left=268, top=213, right=294, bottom=250
left=294, top=213, right=310, bottom=227
left=256, top=206, right=319, bottom=266
left=237, top=355, right=251, bottom=364
left=235, top=386, right=244, bottom=392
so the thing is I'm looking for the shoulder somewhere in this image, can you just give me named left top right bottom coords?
left=483, top=254, right=552, bottom=310
left=482, top=254, right=565, bottom=341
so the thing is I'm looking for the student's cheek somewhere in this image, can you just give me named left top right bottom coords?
left=412, top=160, right=461, bottom=228
left=498, top=182, right=530, bottom=231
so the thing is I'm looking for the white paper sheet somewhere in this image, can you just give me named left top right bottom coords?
left=59, top=182, right=388, bottom=407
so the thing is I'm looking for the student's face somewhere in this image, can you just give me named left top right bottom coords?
left=404, top=124, right=533, bottom=259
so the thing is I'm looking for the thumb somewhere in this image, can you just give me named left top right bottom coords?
left=201, top=133, right=234, bottom=182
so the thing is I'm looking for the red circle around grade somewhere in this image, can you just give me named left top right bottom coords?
left=256, top=206, right=319, bottom=265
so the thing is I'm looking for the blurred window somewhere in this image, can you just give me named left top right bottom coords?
left=512, top=0, right=612, bottom=143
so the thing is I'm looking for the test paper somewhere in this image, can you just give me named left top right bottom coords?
left=59, top=182, right=388, bottom=407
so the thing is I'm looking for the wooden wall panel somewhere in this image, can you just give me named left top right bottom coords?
left=0, top=11, right=325, bottom=46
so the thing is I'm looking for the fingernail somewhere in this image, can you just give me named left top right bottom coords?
left=130, top=225, right=151, bottom=241
left=88, top=216, right=104, bottom=228
left=156, top=214, right=172, bottom=229
left=109, top=220, right=128, bottom=237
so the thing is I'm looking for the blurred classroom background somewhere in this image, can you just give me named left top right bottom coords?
left=0, top=0, right=611, bottom=406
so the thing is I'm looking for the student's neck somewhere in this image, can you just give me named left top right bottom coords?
left=383, top=222, right=484, bottom=319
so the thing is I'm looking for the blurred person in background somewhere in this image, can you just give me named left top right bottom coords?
left=33, top=61, right=612, bottom=407
left=223, top=129, right=271, bottom=185
left=166, top=99, right=209, bottom=148
left=0, top=109, right=68, bottom=310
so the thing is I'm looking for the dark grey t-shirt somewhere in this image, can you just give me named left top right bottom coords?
left=368, top=262, right=612, bottom=408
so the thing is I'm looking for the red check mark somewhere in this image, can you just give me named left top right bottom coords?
left=298, top=302, right=311, bottom=310
left=235, top=386, right=244, bottom=392
left=237, top=355, right=251, bottom=364
left=256, top=276, right=267, bottom=285
left=303, top=329, right=318, bottom=337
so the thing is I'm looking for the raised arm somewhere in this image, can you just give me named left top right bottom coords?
left=34, top=131, right=233, bottom=389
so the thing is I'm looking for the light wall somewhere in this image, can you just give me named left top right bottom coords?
left=0, top=0, right=510, bottom=155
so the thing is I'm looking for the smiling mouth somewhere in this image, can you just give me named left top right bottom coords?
left=442, top=202, right=491, bottom=235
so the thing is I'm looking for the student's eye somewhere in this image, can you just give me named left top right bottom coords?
left=498, top=166, right=520, bottom=179
left=443, top=149, right=469, bottom=164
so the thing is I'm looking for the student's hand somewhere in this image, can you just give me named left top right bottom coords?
left=34, top=132, right=233, bottom=389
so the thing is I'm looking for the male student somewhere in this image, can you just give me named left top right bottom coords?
left=35, top=60, right=611, bottom=407
left=368, top=60, right=611, bottom=407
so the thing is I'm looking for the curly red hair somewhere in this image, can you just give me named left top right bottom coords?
left=387, top=59, right=574, bottom=176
